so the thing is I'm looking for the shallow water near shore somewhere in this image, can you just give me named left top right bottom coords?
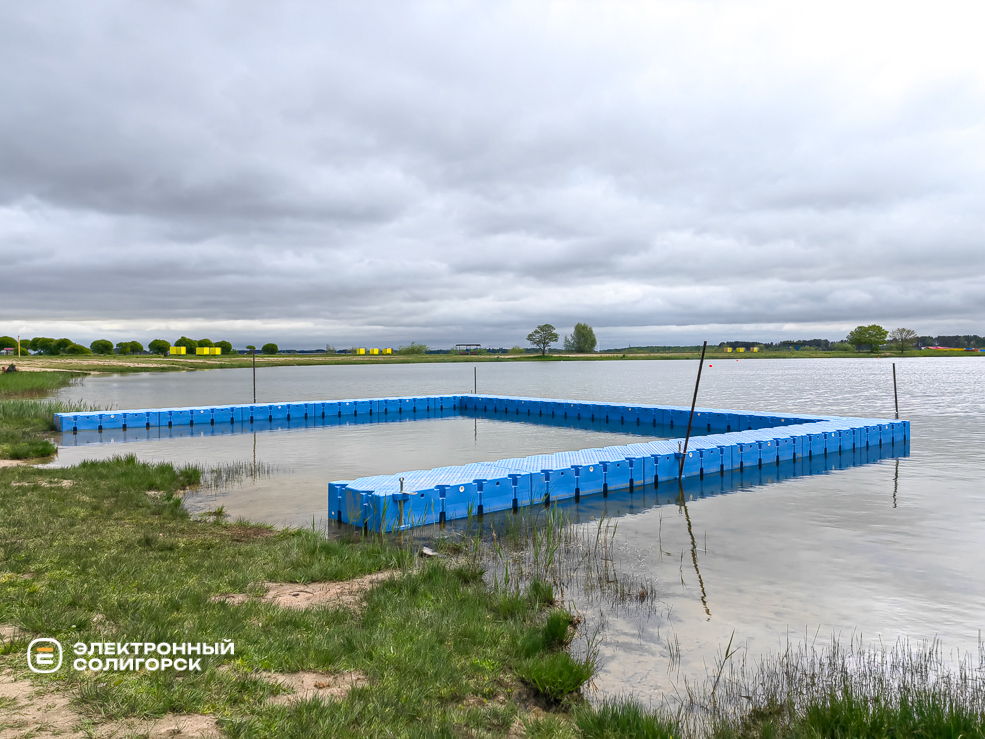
left=50, top=357, right=985, bottom=702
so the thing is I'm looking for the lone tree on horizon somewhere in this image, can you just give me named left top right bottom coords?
left=563, top=322, right=597, bottom=353
left=846, top=325, right=888, bottom=352
left=888, top=327, right=917, bottom=354
left=527, top=324, right=559, bottom=356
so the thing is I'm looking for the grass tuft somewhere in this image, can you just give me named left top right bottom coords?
left=574, top=698, right=677, bottom=739
left=540, top=610, right=574, bottom=650
left=516, top=651, right=595, bottom=704
left=3, top=438, right=57, bottom=459
left=523, top=713, right=578, bottom=738
left=528, top=578, right=555, bottom=607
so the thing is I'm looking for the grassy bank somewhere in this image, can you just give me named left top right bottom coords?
left=2, top=454, right=982, bottom=736
left=0, top=371, right=91, bottom=460
left=8, top=346, right=977, bottom=375
left=0, top=455, right=599, bottom=736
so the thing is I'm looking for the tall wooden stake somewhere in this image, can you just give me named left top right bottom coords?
left=893, top=363, right=899, bottom=420
left=679, top=341, right=708, bottom=479
left=253, top=348, right=257, bottom=403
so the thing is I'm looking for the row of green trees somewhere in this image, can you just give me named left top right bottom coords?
left=0, top=326, right=937, bottom=359
left=521, top=324, right=921, bottom=356
left=168, top=337, right=236, bottom=355
left=0, top=336, right=280, bottom=356
left=0, top=336, right=94, bottom=355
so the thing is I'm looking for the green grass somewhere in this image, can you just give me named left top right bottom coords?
left=0, top=371, right=99, bottom=458
left=2, top=460, right=981, bottom=737
left=516, top=652, right=594, bottom=705
left=702, top=637, right=985, bottom=739
left=0, top=397, right=98, bottom=459
left=0, top=455, right=595, bottom=736
left=574, top=698, right=676, bottom=739
left=0, top=370, right=82, bottom=398
left=0, top=436, right=57, bottom=459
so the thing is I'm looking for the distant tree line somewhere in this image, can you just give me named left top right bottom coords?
left=0, top=336, right=244, bottom=356
left=4, top=327, right=981, bottom=359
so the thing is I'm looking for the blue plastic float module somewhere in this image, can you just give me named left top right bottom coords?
left=52, top=395, right=909, bottom=533
left=52, top=394, right=819, bottom=433
left=319, top=397, right=907, bottom=532
left=52, top=395, right=465, bottom=432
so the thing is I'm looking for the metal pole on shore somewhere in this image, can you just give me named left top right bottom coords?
left=253, top=348, right=257, bottom=404
left=893, top=363, right=899, bottom=420
left=679, top=341, right=708, bottom=479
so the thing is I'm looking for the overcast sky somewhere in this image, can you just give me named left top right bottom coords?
left=2, top=1, right=983, bottom=349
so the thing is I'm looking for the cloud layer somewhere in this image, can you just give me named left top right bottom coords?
left=2, top=1, right=983, bottom=347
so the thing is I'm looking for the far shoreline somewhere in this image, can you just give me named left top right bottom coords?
left=4, top=347, right=981, bottom=375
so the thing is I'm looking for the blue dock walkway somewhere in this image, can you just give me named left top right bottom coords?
left=53, top=394, right=909, bottom=533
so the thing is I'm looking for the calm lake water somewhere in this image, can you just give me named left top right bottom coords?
left=51, top=358, right=985, bottom=702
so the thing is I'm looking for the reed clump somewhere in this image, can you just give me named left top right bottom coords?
left=0, top=397, right=102, bottom=460
left=195, top=459, right=284, bottom=493
left=698, top=635, right=985, bottom=739
left=570, top=636, right=985, bottom=739
left=0, top=370, right=82, bottom=398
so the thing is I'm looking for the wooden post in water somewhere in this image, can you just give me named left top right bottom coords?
left=474, top=366, right=477, bottom=395
left=892, top=363, right=899, bottom=420
left=252, top=348, right=257, bottom=404
left=679, top=341, right=708, bottom=479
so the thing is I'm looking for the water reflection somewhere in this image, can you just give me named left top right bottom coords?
left=679, top=489, right=712, bottom=621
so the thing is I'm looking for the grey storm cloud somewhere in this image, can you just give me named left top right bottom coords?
left=1, top=0, right=984, bottom=348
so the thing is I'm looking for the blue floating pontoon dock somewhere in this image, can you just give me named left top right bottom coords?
left=54, top=394, right=908, bottom=533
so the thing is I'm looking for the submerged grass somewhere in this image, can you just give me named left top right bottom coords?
left=701, top=635, right=985, bottom=739
left=569, top=638, right=985, bottom=739
left=196, top=459, right=284, bottom=493
left=430, top=503, right=985, bottom=738
left=449, top=503, right=663, bottom=622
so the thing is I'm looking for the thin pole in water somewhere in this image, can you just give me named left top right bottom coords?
left=679, top=341, right=708, bottom=479
left=252, top=348, right=257, bottom=404
left=474, top=366, right=477, bottom=395
left=892, top=363, right=899, bottom=420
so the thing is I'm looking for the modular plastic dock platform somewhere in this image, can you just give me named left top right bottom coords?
left=54, top=394, right=909, bottom=532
